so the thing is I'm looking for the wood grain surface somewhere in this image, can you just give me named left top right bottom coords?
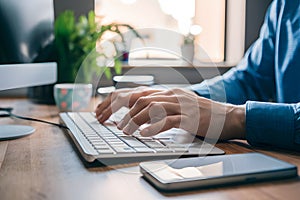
left=0, top=98, right=300, bottom=200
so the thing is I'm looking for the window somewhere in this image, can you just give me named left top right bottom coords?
left=95, top=0, right=245, bottom=65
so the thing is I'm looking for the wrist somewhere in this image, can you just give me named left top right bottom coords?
left=233, top=104, right=246, bottom=139
left=225, top=104, right=246, bottom=139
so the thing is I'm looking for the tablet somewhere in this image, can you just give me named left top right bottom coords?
left=139, top=153, right=298, bottom=192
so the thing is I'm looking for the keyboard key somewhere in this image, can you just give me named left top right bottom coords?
left=113, top=147, right=135, bottom=153
left=105, top=125, right=122, bottom=132
left=139, top=138, right=155, bottom=142
left=105, top=137, right=121, bottom=142
left=134, top=147, right=155, bottom=153
left=87, top=136, right=102, bottom=139
left=97, top=149, right=115, bottom=154
left=132, top=131, right=141, bottom=136
left=110, top=144, right=128, bottom=148
left=109, top=141, right=125, bottom=145
left=102, top=136, right=118, bottom=140
left=164, top=142, right=192, bottom=148
left=94, top=144, right=110, bottom=149
left=92, top=142, right=107, bottom=147
left=81, top=129, right=96, bottom=134
left=85, top=133, right=99, bottom=137
left=143, top=140, right=166, bottom=148
left=153, top=148, right=174, bottom=153
left=79, top=112, right=97, bottom=123
left=98, top=133, right=113, bottom=137
left=93, top=127, right=112, bottom=133
left=111, top=132, right=124, bottom=136
left=120, top=136, right=147, bottom=147
left=171, top=147, right=189, bottom=153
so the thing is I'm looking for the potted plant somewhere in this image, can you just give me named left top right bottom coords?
left=28, top=10, right=142, bottom=104
left=54, top=10, right=142, bottom=84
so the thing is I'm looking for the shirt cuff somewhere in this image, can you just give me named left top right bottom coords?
left=246, top=101, right=297, bottom=150
left=190, top=76, right=227, bottom=102
left=189, top=82, right=210, bottom=98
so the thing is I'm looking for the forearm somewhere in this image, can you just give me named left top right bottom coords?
left=190, top=63, right=276, bottom=105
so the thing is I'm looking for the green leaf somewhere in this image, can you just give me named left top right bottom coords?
left=55, top=10, right=75, bottom=37
left=114, top=58, right=122, bottom=75
left=88, top=11, right=96, bottom=31
left=54, top=9, right=143, bottom=83
left=104, top=68, right=112, bottom=80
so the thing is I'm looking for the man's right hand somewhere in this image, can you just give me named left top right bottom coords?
left=95, top=87, right=162, bottom=123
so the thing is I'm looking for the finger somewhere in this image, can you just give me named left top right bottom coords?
left=98, top=88, right=164, bottom=123
left=95, top=93, right=113, bottom=117
left=148, top=88, right=194, bottom=97
left=127, top=87, right=163, bottom=108
left=97, top=89, right=134, bottom=112
left=148, top=89, right=174, bottom=96
left=97, top=100, right=124, bottom=123
left=95, top=88, right=135, bottom=116
left=118, top=96, right=179, bottom=129
left=121, top=102, right=180, bottom=135
left=96, top=90, right=139, bottom=122
left=140, top=115, right=181, bottom=137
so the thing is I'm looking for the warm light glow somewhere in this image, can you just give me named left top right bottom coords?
left=120, top=0, right=137, bottom=4
left=194, top=0, right=226, bottom=62
left=190, top=24, right=202, bottom=35
left=158, top=0, right=195, bottom=35
left=95, top=0, right=226, bottom=62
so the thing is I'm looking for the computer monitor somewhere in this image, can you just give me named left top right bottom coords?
left=0, top=0, right=57, bottom=140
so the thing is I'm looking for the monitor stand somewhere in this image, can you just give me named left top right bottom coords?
left=0, top=125, right=35, bottom=140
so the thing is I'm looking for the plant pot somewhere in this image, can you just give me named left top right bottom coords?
left=181, top=43, right=194, bottom=64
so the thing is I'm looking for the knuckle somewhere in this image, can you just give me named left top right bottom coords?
left=166, top=116, right=179, bottom=125
left=127, top=118, right=134, bottom=125
left=136, top=96, right=148, bottom=106
left=128, top=118, right=138, bottom=127
left=136, top=86, right=147, bottom=91
left=171, top=88, right=183, bottom=94
left=117, top=94, right=126, bottom=102
left=149, top=101, right=159, bottom=108
left=130, top=116, right=138, bottom=124
left=110, top=91, right=118, bottom=97
left=116, top=95, right=124, bottom=102
left=163, top=90, right=173, bottom=95
left=123, top=113, right=131, bottom=121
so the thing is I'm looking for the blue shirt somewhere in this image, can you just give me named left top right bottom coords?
left=191, top=0, right=300, bottom=151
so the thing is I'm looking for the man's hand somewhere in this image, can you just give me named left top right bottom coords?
left=96, top=88, right=246, bottom=141
left=95, top=87, right=162, bottom=123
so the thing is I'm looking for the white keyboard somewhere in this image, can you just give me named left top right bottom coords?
left=59, top=112, right=224, bottom=165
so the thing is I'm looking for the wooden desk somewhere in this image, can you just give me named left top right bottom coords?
left=1, top=98, right=300, bottom=200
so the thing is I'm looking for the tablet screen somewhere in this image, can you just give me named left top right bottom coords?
left=141, top=153, right=296, bottom=182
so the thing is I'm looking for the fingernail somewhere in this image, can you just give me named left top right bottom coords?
left=141, top=128, right=149, bottom=136
left=123, top=125, right=132, bottom=135
left=97, top=114, right=103, bottom=120
left=117, top=119, right=124, bottom=129
left=98, top=115, right=106, bottom=123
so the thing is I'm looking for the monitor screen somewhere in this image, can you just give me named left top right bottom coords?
left=0, top=0, right=57, bottom=139
left=0, top=0, right=57, bottom=91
